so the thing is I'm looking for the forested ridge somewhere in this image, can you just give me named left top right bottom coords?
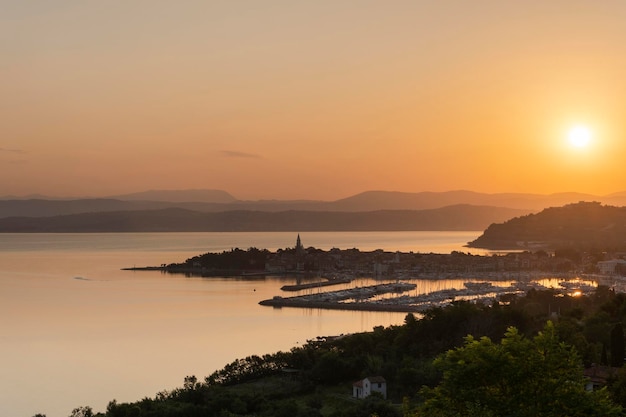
left=51, top=286, right=626, bottom=417
left=469, top=201, right=626, bottom=250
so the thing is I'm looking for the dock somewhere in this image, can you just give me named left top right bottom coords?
left=260, top=282, right=419, bottom=312
left=280, top=277, right=352, bottom=291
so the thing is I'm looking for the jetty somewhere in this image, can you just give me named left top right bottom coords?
left=260, top=282, right=420, bottom=312
left=280, top=277, right=351, bottom=291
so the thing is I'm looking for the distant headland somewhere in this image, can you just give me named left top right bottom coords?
left=469, top=201, right=626, bottom=251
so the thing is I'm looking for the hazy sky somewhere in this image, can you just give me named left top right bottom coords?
left=2, top=1, right=626, bottom=200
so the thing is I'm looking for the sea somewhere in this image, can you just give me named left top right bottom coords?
left=0, top=231, right=513, bottom=416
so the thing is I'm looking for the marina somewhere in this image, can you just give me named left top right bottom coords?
left=280, top=277, right=352, bottom=291
left=261, top=276, right=601, bottom=313
left=260, top=282, right=419, bottom=312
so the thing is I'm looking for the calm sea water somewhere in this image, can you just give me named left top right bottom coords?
left=0, top=232, right=482, bottom=417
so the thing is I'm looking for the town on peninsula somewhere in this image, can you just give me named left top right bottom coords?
left=127, top=235, right=626, bottom=314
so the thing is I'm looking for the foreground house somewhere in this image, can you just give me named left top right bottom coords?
left=584, top=364, right=619, bottom=391
left=353, top=376, right=387, bottom=399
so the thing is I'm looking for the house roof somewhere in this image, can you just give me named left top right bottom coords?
left=584, top=364, right=619, bottom=384
left=353, top=376, right=386, bottom=387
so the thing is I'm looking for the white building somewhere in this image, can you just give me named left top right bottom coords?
left=352, top=376, right=387, bottom=399
left=597, top=259, right=626, bottom=275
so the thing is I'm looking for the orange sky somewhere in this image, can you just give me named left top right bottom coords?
left=2, top=1, right=626, bottom=200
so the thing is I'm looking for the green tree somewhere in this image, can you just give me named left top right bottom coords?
left=419, top=322, right=622, bottom=416
left=611, top=323, right=625, bottom=367
left=68, top=406, right=93, bottom=417
left=344, top=393, right=401, bottom=417
left=608, top=367, right=626, bottom=407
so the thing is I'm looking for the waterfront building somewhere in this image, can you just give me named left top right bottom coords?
left=597, top=259, right=626, bottom=275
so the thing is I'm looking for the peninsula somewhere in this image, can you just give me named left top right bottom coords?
left=126, top=229, right=626, bottom=313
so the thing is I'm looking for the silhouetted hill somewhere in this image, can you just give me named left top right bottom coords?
left=0, top=193, right=60, bottom=200
left=108, top=189, right=237, bottom=203
left=0, top=198, right=331, bottom=218
left=330, top=190, right=606, bottom=211
left=0, top=199, right=205, bottom=218
left=468, top=201, right=626, bottom=250
left=0, top=205, right=528, bottom=232
left=2, top=190, right=626, bottom=218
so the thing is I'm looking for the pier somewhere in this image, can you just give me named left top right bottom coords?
left=260, top=282, right=419, bottom=312
left=280, top=277, right=351, bottom=291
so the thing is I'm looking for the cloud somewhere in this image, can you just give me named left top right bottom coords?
left=220, top=150, right=262, bottom=159
left=0, top=147, right=26, bottom=154
left=0, top=148, right=28, bottom=164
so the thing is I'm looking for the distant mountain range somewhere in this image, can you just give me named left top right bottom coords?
left=468, top=201, right=626, bottom=250
left=108, top=189, right=238, bottom=203
left=0, top=189, right=238, bottom=204
left=1, top=189, right=625, bottom=217
left=0, top=205, right=528, bottom=233
left=1, top=189, right=625, bottom=233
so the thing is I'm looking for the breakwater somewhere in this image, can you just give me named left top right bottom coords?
left=259, top=297, right=425, bottom=313
left=280, top=277, right=352, bottom=291
left=260, top=282, right=419, bottom=313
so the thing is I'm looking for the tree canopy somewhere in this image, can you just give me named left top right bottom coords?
left=419, top=321, right=622, bottom=416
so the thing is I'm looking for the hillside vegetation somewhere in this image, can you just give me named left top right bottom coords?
left=58, top=287, right=626, bottom=417
left=469, top=201, right=626, bottom=250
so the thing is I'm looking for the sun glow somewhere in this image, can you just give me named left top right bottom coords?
left=567, top=125, right=592, bottom=148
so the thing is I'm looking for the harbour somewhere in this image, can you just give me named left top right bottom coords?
left=261, top=276, right=601, bottom=313
left=1, top=231, right=621, bottom=417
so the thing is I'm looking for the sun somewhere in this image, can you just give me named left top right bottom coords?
left=567, top=125, right=592, bottom=148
